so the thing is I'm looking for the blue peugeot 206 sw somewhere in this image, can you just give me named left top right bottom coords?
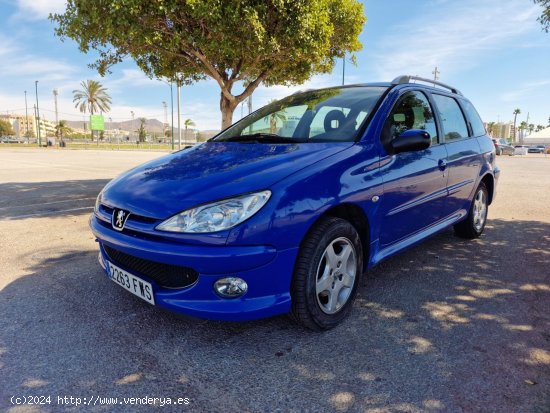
left=91, top=75, right=499, bottom=330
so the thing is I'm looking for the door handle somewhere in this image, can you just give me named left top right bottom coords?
left=438, top=159, right=447, bottom=171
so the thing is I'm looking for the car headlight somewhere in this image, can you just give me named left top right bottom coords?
left=155, top=190, right=271, bottom=233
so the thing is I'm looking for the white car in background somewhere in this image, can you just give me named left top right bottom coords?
left=514, top=145, right=529, bottom=155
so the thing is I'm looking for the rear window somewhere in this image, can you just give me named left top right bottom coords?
left=432, top=94, right=469, bottom=141
left=461, top=100, right=486, bottom=137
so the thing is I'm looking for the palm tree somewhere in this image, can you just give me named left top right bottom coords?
left=512, top=108, right=521, bottom=142
left=536, top=124, right=544, bottom=132
left=265, top=101, right=287, bottom=134
left=487, top=122, right=495, bottom=137
left=55, top=120, right=72, bottom=141
left=184, top=118, right=195, bottom=142
left=518, top=121, right=527, bottom=143
left=528, top=123, right=534, bottom=136
left=136, top=117, right=147, bottom=143
left=73, top=80, right=111, bottom=142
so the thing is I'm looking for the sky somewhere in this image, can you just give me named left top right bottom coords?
left=0, top=0, right=549, bottom=131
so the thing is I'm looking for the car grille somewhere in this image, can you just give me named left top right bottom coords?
left=103, top=245, right=199, bottom=289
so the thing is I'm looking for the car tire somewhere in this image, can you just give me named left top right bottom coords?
left=290, top=216, right=363, bottom=331
left=454, top=182, right=489, bottom=239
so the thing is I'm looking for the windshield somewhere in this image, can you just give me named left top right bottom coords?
left=214, top=86, right=387, bottom=143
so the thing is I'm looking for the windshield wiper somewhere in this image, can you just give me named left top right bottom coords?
left=224, top=133, right=305, bottom=143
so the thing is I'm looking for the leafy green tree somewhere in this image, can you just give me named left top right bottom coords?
left=0, top=119, right=15, bottom=136
left=536, top=124, right=544, bottom=132
left=534, top=0, right=550, bottom=32
left=196, top=131, right=206, bottom=142
left=52, top=0, right=365, bottom=129
left=137, top=118, right=147, bottom=142
left=512, top=108, right=521, bottom=141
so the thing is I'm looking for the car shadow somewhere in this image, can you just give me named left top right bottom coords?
left=0, top=219, right=548, bottom=412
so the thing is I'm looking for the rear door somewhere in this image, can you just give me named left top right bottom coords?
left=431, top=94, right=482, bottom=217
left=379, top=90, right=449, bottom=246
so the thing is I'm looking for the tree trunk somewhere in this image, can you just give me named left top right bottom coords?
left=220, top=93, right=238, bottom=130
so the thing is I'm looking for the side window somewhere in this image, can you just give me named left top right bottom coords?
left=432, top=94, right=469, bottom=141
left=461, top=100, right=486, bottom=137
left=382, top=91, right=438, bottom=147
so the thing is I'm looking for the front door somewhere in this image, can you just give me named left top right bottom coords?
left=379, top=90, right=449, bottom=246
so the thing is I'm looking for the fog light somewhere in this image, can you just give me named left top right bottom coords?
left=214, top=277, right=248, bottom=298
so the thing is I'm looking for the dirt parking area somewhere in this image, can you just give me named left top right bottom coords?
left=0, top=149, right=548, bottom=412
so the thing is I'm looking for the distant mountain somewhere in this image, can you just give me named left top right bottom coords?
left=64, top=118, right=220, bottom=137
left=65, top=118, right=167, bottom=134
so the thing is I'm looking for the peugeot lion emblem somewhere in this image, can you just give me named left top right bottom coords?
left=112, top=208, right=130, bottom=231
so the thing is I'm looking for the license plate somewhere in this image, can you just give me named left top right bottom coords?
left=106, top=260, right=155, bottom=305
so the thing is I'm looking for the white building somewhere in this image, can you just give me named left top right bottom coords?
left=524, top=127, right=550, bottom=146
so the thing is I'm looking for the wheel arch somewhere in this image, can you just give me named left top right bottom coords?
left=480, top=173, right=495, bottom=205
left=303, top=203, right=371, bottom=271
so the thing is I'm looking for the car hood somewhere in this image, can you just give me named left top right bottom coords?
left=101, top=141, right=352, bottom=218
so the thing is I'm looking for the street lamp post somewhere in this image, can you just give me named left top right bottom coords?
left=53, top=88, right=59, bottom=146
left=108, top=117, right=112, bottom=142
left=342, top=56, right=345, bottom=86
left=170, top=82, right=174, bottom=150
left=162, top=101, right=168, bottom=143
left=131, top=111, right=135, bottom=142
left=24, top=91, right=30, bottom=144
left=177, top=81, right=182, bottom=150
left=35, top=81, right=41, bottom=147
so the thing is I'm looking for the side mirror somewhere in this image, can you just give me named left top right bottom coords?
left=391, top=129, right=431, bottom=154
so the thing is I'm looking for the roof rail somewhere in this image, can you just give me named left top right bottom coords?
left=391, top=75, right=463, bottom=96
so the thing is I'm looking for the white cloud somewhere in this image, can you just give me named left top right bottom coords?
left=13, top=0, right=67, bottom=20
left=500, top=79, right=550, bottom=103
left=372, top=0, right=541, bottom=80
left=0, top=55, right=77, bottom=82
left=101, top=69, right=162, bottom=92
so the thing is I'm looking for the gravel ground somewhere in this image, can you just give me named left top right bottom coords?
left=0, top=149, right=548, bottom=413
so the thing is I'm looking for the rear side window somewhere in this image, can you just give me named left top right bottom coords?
left=461, top=100, right=486, bottom=137
left=432, top=94, right=469, bottom=141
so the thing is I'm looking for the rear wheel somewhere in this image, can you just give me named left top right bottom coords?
left=290, top=217, right=363, bottom=331
left=454, top=182, right=489, bottom=239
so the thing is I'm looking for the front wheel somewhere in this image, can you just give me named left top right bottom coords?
left=454, top=182, right=489, bottom=239
left=290, top=217, right=363, bottom=331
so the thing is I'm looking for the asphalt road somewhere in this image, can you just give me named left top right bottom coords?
left=0, top=149, right=548, bottom=413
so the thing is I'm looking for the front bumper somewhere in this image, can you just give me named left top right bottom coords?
left=90, top=215, right=297, bottom=321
